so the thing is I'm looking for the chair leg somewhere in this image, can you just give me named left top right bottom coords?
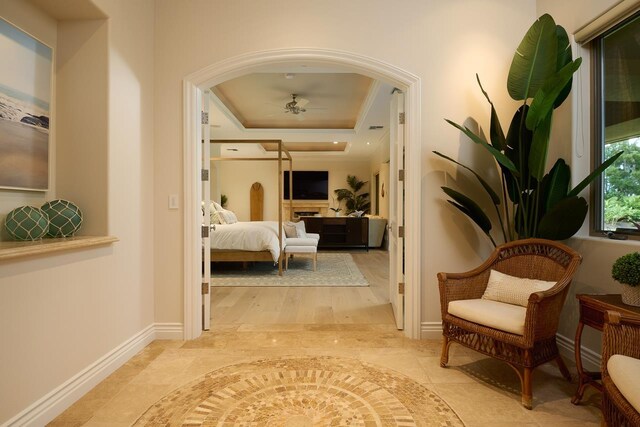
left=556, top=355, right=572, bottom=381
left=440, top=336, right=451, bottom=367
left=522, top=367, right=533, bottom=410
left=313, top=252, right=317, bottom=271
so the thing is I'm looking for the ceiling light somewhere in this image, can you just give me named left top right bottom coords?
left=284, top=73, right=295, bottom=79
left=366, top=141, right=371, bottom=145
left=333, top=141, right=339, bottom=144
left=226, top=148, right=238, bottom=151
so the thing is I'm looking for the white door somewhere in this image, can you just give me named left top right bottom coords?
left=201, top=90, right=211, bottom=331
left=389, top=90, right=405, bottom=330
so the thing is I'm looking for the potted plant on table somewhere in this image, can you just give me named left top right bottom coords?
left=612, top=252, right=640, bottom=307
left=334, top=175, right=370, bottom=215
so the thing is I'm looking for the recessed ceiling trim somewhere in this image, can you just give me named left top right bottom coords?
left=353, top=80, right=381, bottom=134
left=210, top=90, right=246, bottom=131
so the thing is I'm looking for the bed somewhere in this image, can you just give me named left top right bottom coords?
left=210, top=221, right=283, bottom=263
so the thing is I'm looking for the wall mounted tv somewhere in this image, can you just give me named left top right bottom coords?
left=284, top=171, right=329, bottom=200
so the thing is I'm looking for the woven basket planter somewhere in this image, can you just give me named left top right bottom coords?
left=621, top=285, right=640, bottom=307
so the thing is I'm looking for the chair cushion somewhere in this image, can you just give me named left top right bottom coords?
left=448, top=299, right=527, bottom=335
left=285, top=245, right=317, bottom=254
left=306, top=232, right=320, bottom=241
left=482, top=269, right=556, bottom=307
left=285, top=237, right=318, bottom=247
left=608, top=354, right=640, bottom=413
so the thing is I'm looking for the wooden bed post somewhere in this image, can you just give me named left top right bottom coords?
left=288, top=155, right=293, bottom=221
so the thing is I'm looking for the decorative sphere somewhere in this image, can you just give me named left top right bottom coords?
left=41, top=199, right=83, bottom=237
left=4, top=206, right=49, bottom=240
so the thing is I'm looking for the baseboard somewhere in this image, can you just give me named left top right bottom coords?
left=155, top=322, right=184, bottom=340
left=420, top=321, right=442, bottom=340
left=556, top=332, right=601, bottom=372
left=3, top=322, right=184, bottom=427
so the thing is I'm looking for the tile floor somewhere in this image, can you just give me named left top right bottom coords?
left=50, top=323, right=602, bottom=426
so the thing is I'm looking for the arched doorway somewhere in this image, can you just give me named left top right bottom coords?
left=183, top=48, right=421, bottom=340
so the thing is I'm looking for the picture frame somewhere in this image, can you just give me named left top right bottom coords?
left=0, top=17, right=53, bottom=191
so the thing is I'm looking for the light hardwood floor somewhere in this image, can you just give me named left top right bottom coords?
left=210, top=249, right=395, bottom=326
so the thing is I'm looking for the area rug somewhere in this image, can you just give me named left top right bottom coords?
left=211, top=252, right=369, bottom=287
left=133, top=356, right=464, bottom=426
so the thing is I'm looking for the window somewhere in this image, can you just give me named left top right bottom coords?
left=593, top=11, right=640, bottom=235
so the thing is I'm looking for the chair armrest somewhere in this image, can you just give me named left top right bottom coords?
left=438, top=270, right=492, bottom=318
left=602, top=311, right=640, bottom=378
left=521, top=277, right=573, bottom=343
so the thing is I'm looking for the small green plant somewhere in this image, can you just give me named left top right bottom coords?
left=220, top=194, right=228, bottom=208
left=612, top=252, right=640, bottom=287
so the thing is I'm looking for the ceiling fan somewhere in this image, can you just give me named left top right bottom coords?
left=284, top=94, right=309, bottom=115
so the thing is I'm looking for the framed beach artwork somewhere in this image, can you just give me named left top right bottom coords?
left=0, top=17, right=52, bottom=191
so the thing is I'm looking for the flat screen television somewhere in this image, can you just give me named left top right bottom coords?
left=284, top=171, right=329, bottom=200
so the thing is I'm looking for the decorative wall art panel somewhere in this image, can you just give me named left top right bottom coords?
left=0, top=18, right=52, bottom=191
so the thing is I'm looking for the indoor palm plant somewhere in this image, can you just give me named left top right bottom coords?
left=334, top=175, right=370, bottom=214
left=435, top=14, right=622, bottom=247
left=612, top=252, right=640, bottom=307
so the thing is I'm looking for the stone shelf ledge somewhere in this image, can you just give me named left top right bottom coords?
left=0, top=236, right=118, bottom=261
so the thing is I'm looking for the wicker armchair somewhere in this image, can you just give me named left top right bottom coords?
left=602, top=310, right=640, bottom=427
left=438, top=238, right=582, bottom=409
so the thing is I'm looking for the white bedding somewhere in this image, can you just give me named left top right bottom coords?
left=210, top=221, right=282, bottom=262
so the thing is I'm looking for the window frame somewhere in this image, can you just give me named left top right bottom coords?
left=590, top=10, right=640, bottom=239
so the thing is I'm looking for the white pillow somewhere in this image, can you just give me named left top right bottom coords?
left=211, top=210, right=224, bottom=225
left=283, top=222, right=298, bottom=238
left=481, top=269, right=556, bottom=307
left=294, top=220, right=307, bottom=238
left=218, top=209, right=237, bottom=224
left=212, top=201, right=223, bottom=212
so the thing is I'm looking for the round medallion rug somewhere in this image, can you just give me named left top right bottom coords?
left=133, top=356, right=463, bottom=426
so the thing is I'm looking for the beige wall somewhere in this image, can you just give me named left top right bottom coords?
left=216, top=158, right=371, bottom=221
left=536, top=0, right=640, bottom=360
left=153, top=0, right=538, bottom=325
left=0, top=0, right=155, bottom=423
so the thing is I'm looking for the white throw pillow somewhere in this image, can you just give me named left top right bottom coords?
left=218, top=209, right=237, bottom=224
left=211, top=210, right=224, bottom=225
left=283, top=222, right=298, bottom=238
left=294, top=220, right=307, bottom=238
left=481, top=269, right=556, bottom=307
left=212, top=201, right=223, bottom=212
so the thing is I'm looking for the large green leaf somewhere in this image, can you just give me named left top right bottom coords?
left=542, top=159, right=571, bottom=211
left=433, top=151, right=501, bottom=205
left=526, top=58, right=582, bottom=130
left=537, top=196, right=588, bottom=240
left=442, top=187, right=492, bottom=232
left=476, top=74, right=506, bottom=151
left=445, top=119, right=518, bottom=173
left=553, top=25, right=573, bottom=108
left=508, top=14, right=558, bottom=100
left=528, top=110, right=553, bottom=181
left=505, top=106, right=533, bottom=190
left=568, top=151, right=624, bottom=197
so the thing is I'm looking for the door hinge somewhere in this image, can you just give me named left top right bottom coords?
left=201, top=169, right=209, bottom=181
left=202, top=283, right=209, bottom=295
left=398, top=169, right=405, bottom=182
left=398, top=112, right=405, bottom=125
left=398, top=225, right=404, bottom=238
left=398, top=282, right=405, bottom=295
left=201, top=224, right=209, bottom=238
left=201, top=111, right=209, bottom=125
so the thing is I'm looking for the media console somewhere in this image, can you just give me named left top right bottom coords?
left=301, top=216, right=369, bottom=250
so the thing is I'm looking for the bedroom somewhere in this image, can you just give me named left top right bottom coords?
left=203, top=70, right=404, bottom=329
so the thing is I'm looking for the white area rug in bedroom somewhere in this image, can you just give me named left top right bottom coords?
left=210, top=252, right=369, bottom=287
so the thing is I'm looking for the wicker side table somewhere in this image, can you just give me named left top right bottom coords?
left=571, top=294, right=640, bottom=405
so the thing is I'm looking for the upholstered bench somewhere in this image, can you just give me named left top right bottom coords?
left=284, top=235, right=319, bottom=271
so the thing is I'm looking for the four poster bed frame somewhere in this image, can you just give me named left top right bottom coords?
left=209, top=139, right=293, bottom=275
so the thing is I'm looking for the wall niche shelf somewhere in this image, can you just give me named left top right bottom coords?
left=0, top=236, right=118, bottom=261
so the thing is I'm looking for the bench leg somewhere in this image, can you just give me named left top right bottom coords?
left=285, top=254, right=289, bottom=270
left=313, top=252, right=317, bottom=271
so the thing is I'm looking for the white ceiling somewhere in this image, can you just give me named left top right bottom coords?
left=209, top=69, right=393, bottom=161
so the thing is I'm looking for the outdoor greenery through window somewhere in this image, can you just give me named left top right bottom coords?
left=595, top=11, right=640, bottom=233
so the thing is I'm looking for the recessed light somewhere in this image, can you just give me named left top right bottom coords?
left=333, top=141, right=339, bottom=144
left=366, top=141, right=371, bottom=145
left=284, top=73, right=295, bottom=79
left=226, top=148, right=238, bottom=151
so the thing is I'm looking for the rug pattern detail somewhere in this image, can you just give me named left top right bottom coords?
left=211, top=252, right=369, bottom=287
left=133, top=356, right=463, bottom=426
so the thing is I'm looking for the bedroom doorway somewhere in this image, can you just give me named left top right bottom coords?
left=183, top=48, right=421, bottom=340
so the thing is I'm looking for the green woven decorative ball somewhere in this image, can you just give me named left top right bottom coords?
left=41, top=199, right=83, bottom=237
left=4, top=206, right=49, bottom=240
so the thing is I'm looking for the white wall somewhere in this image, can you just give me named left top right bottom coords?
left=0, top=0, right=155, bottom=423
left=537, top=0, right=639, bottom=361
left=216, top=158, right=371, bottom=221
left=153, top=0, right=538, bottom=326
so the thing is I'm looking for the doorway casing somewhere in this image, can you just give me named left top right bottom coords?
left=182, top=48, right=422, bottom=340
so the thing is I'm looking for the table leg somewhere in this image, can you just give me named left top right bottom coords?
left=572, top=321, right=588, bottom=404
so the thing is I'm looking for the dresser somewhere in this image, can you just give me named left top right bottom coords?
left=301, top=216, right=369, bottom=250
